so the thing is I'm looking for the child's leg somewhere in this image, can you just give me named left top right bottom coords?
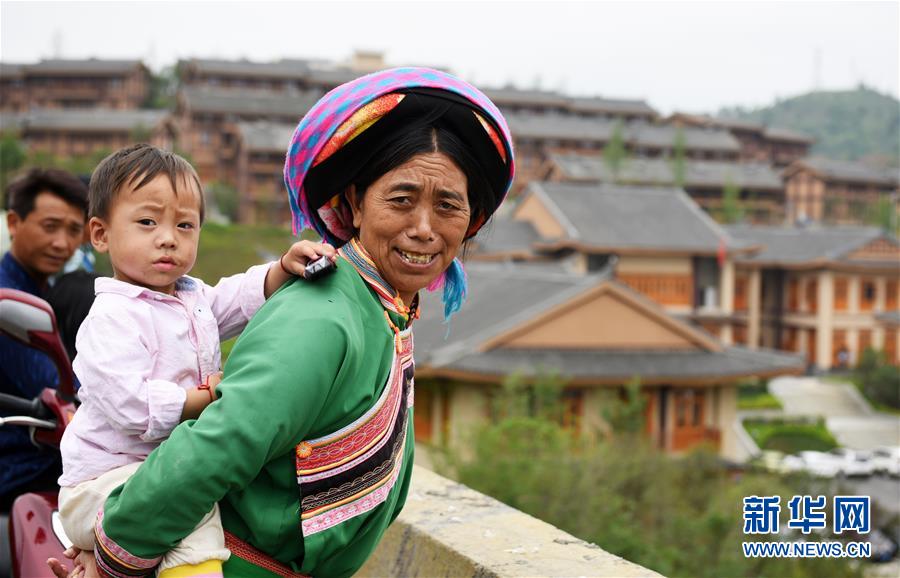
left=58, top=462, right=143, bottom=550
left=157, top=503, right=230, bottom=578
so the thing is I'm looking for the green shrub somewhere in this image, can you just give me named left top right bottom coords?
left=855, top=347, right=900, bottom=411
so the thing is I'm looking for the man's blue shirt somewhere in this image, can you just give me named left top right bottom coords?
left=0, top=251, right=63, bottom=499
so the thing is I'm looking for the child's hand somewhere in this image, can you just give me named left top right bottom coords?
left=207, top=371, right=223, bottom=397
left=279, top=241, right=337, bottom=278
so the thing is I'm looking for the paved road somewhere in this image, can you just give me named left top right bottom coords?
left=769, top=376, right=900, bottom=450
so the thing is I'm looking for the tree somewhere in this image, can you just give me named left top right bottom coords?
left=205, top=181, right=239, bottom=223
left=603, top=121, right=627, bottom=183
left=144, top=66, right=178, bottom=109
left=868, top=195, right=898, bottom=234
left=0, top=132, right=26, bottom=204
left=439, top=382, right=863, bottom=578
left=721, top=179, right=745, bottom=224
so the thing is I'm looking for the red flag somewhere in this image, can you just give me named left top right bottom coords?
left=717, top=237, right=727, bottom=268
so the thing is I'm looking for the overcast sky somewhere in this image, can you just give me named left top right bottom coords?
left=1, top=0, right=897, bottom=114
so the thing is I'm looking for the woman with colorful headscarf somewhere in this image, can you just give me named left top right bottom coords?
left=80, top=68, right=514, bottom=578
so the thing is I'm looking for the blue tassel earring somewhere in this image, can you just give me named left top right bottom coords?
left=440, top=258, right=468, bottom=321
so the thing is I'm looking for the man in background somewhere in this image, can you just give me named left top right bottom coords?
left=0, top=167, right=88, bottom=507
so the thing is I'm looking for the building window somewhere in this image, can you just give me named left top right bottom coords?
left=861, top=279, right=876, bottom=311
left=834, top=277, right=849, bottom=311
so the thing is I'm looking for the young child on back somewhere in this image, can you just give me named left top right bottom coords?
left=55, top=144, right=335, bottom=578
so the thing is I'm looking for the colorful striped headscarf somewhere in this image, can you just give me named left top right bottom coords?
left=284, top=67, right=515, bottom=319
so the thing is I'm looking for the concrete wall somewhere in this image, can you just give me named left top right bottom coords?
left=358, top=466, right=663, bottom=578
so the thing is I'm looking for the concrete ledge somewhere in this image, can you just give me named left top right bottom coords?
left=357, top=466, right=664, bottom=577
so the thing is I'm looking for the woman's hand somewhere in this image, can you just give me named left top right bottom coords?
left=264, top=241, right=337, bottom=298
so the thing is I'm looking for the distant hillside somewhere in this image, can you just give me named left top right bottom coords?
left=718, top=86, right=899, bottom=165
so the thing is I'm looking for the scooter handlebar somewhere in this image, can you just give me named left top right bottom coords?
left=0, top=392, right=52, bottom=420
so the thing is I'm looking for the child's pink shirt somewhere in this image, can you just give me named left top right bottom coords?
left=59, top=265, right=270, bottom=487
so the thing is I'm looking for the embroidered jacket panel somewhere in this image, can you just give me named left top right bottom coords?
left=98, top=259, right=415, bottom=578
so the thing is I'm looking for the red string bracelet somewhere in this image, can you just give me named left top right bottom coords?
left=198, top=376, right=214, bottom=403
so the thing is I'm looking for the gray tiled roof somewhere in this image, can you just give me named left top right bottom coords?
left=504, top=113, right=739, bottom=151
left=628, top=123, right=740, bottom=152
left=180, top=58, right=311, bottom=79
left=794, top=157, right=899, bottom=187
left=484, top=88, right=569, bottom=107
left=236, top=121, right=296, bottom=152
left=23, top=59, right=145, bottom=75
left=485, top=87, right=656, bottom=117
left=762, top=126, right=815, bottom=143
left=413, top=261, right=803, bottom=380
left=473, top=216, right=543, bottom=254
left=304, top=67, right=365, bottom=86
left=725, top=224, right=900, bottom=265
left=0, top=63, right=25, bottom=78
left=180, top=86, right=320, bottom=118
left=444, top=347, right=803, bottom=381
left=712, top=116, right=765, bottom=132
left=529, top=181, right=734, bottom=251
left=0, top=112, right=24, bottom=132
left=550, top=154, right=783, bottom=190
left=414, top=262, right=602, bottom=366
left=567, top=96, right=657, bottom=116
left=18, top=108, right=167, bottom=131
left=504, top=112, right=616, bottom=142
left=675, top=113, right=814, bottom=143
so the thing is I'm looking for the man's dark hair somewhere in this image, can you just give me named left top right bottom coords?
left=89, top=144, right=205, bottom=222
left=5, top=168, right=89, bottom=220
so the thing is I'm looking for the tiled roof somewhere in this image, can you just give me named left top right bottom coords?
left=549, top=154, right=783, bottom=190
left=17, top=108, right=167, bottom=131
left=414, top=262, right=601, bottom=366
left=180, top=86, right=320, bottom=118
left=628, top=123, right=740, bottom=151
left=528, top=181, right=734, bottom=252
left=485, top=87, right=656, bottom=117
left=473, top=217, right=543, bottom=255
left=504, top=112, right=616, bottom=142
left=414, top=261, right=803, bottom=380
left=23, top=59, right=145, bottom=75
left=671, top=113, right=814, bottom=143
left=567, top=96, right=657, bottom=116
left=444, top=347, right=804, bottom=381
left=0, top=112, right=25, bottom=132
left=504, top=113, right=739, bottom=151
left=236, top=121, right=296, bottom=152
left=484, top=88, right=569, bottom=107
left=180, top=58, right=311, bottom=79
left=0, top=63, right=25, bottom=78
left=791, top=157, right=899, bottom=187
left=725, top=224, right=900, bottom=265
left=762, top=126, right=815, bottom=143
left=304, top=67, right=370, bottom=86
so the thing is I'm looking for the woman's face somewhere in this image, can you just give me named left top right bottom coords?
left=349, top=152, right=470, bottom=306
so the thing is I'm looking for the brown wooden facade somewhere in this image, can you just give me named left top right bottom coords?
left=784, top=159, right=899, bottom=226
left=0, top=60, right=150, bottom=112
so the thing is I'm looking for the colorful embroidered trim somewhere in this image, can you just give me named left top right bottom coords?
left=295, top=329, right=414, bottom=536
left=94, top=508, right=162, bottom=577
left=339, top=238, right=421, bottom=351
left=224, top=531, right=310, bottom=578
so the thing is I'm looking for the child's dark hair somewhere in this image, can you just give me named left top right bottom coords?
left=89, top=144, right=205, bottom=222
